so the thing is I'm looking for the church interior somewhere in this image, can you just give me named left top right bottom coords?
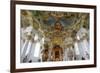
left=20, top=10, right=90, bottom=63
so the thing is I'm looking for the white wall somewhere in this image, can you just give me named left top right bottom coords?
left=0, top=0, right=100, bottom=73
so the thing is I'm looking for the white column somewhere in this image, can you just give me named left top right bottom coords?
left=21, top=40, right=29, bottom=62
left=48, top=46, right=52, bottom=61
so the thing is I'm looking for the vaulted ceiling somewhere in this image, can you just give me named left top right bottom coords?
left=21, top=10, right=89, bottom=31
